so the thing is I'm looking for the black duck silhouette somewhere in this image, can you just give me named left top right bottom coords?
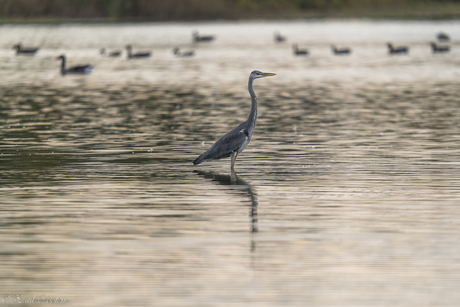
left=387, top=43, right=409, bottom=55
left=125, top=45, right=151, bottom=59
left=13, top=43, right=39, bottom=56
left=57, top=55, right=93, bottom=76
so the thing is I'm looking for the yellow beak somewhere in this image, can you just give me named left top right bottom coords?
left=262, top=73, right=276, bottom=77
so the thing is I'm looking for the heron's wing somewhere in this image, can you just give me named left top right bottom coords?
left=194, top=128, right=248, bottom=164
left=212, top=129, right=248, bottom=159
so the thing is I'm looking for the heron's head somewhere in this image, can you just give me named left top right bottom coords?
left=251, top=70, right=276, bottom=79
left=56, top=55, right=65, bottom=60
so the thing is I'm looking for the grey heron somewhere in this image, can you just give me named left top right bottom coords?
left=13, top=43, right=39, bottom=55
left=193, top=70, right=276, bottom=170
left=56, top=55, right=93, bottom=76
left=126, top=45, right=151, bottom=59
left=387, top=43, right=408, bottom=55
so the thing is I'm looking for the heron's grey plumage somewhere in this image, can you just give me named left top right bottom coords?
left=193, top=70, right=275, bottom=169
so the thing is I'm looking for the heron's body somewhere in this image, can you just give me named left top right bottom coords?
left=387, top=43, right=408, bottom=55
left=126, top=45, right=151, bottom=59
left=193, top=70, right=275, bottom=170
left=13, top=43, right=38, bottom=55
left=57, top=55, right=93, bottom=76
left=431, top=42, right=450, bottom=53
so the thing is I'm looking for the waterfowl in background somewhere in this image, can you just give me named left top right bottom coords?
left=193, top=31, right=215, bottom=43
left=431, top=42, right=450, bottom=53
left=173, top=48, right=195, bottom=57
left=57, top=55, right=93, bottom=76
left=274, top=31, right=286, bottom=43
left=437, top=32, right=450, bottom=42
left=292, top=44, right=308, bottom=56
left=332, top=45, right=351, bottom=55
left=125, top=45, right=151, bottom=59
left=13, top=43, right=39, bottom=55
left=387, top=43, right=409, bottom=54
left=100, top=48, right=121, bottom=57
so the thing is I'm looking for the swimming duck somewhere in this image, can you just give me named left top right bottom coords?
left=100, top=48, right=121, bottom=57
left=332, top=45, right=351, bottom=55
left=126, top=45, right=151, bottom=59
left=292, top=44, right=308, bottom=56
left=387, top=43, right=409, bottom=55
left=13, top=43, right=39, bottom=55
left=193, top=31, right=215, bottom=43
left=173, top=48, right=195, bottom=57
left=57, top=55, right=93, bottom=76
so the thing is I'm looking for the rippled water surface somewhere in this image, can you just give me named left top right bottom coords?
left=2, top=20, right=460, bottom=306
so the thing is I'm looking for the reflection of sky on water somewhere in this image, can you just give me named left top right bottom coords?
left=1, top=20, right=460, bottom=88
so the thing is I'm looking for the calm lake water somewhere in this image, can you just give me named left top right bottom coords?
left=1, top=20, right=460, bottom=306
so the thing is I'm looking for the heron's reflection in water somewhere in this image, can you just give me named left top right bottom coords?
left=194, top=170, right=258, bottom=251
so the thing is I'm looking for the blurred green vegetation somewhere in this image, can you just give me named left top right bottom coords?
left=1, top=0, right=460, bottom=21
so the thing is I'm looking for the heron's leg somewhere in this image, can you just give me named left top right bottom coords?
left=231, top=151, right=238, bottom=170
left=230, top=168, right=237, bottom=183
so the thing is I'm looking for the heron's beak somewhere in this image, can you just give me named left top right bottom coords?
left=262, top=73, right=276, bottom=77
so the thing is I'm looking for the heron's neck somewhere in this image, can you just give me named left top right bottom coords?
left=248, top=77, right=257, bottom=126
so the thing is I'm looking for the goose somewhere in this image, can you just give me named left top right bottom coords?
left=192, top=31, right=215, bottom=43
left=431, top=42, right=450, bottom=53
left=332, top=45, right=351, bottom=55
left=387, top=43, right=409, bottom=55
left=437, top=32, right=450, bottom=42
left=173, top=48, right=195, bottom=57
left=100, top=48, right=121, bottom=57
left=292, top=44, right=308, bottom=56
left=56, top=55, right=93, bottom=76
left=13, top=43, right=39, bottom=56
left=274, top=31, right=286, bottom=43
left=125, top=45, right=151, bottom=59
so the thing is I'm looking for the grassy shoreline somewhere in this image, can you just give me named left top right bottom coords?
left=1, top=0, right=460, bottom=24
